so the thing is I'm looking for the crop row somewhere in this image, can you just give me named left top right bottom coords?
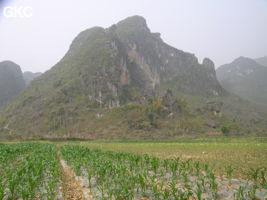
left=0, top=143, right=62, bottom=200
left=0, top=143, right=37, bottom=169
left=61, top=145, right=267, bottom=200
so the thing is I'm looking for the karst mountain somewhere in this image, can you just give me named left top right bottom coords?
left=0, top=16, right=266, bottom=139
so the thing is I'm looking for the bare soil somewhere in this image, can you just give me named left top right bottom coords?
left=60, top=159, right=86, bottom=200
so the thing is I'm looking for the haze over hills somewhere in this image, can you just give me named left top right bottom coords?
left=0, top=61, right=42, bottom=107
left=23, top=72, right=43, bottom=86
left=0, top=16, right=266, bottom=139
left=216, top=57, right=267, bottom=108
left=255, top=56, right=267, bottom=67
left=0, top=61, right=25, bottom=107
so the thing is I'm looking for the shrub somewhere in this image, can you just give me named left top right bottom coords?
left=221, top=125, right=231, bottom=134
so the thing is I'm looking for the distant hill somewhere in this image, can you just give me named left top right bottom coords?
left=0, top=61, right=25, bottom=107
left=0, top=16, right=266, bottom=139
left=255, top=56, right=267, bottom=67
left=23, top=71, right=42, bottom=85
left=217, top=56, right=267, bottom=108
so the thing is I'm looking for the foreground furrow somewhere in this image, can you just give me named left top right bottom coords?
left=60, top=159, right=87, bottom=200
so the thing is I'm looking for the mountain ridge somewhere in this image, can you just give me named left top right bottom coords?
left=255, top=56, right=267, bottom=67
left=0, top=16, right=266, bottom=139
left=216, top=56, right=267, bottom=108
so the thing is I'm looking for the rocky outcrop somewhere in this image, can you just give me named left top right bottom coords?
left=114, top=16, right=223, bottom=97
left=205, top=101, right=223, bottom=114
left=205, top=119, right=217, bottom=128
left=162, top=89, right=175, bottom=108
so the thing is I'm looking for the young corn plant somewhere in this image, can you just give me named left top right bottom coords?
left=234, top=186, right=246, bottom=200
left=226, top=165, right=234, bottom=184
left=196, top=183, right=203, bottom=200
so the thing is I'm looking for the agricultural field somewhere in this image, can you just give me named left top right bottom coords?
left=0, top=137, right=267, bottom=199
left=77, top=137, right=267, bottom=177
left=0, top=143, right=62, bottom=200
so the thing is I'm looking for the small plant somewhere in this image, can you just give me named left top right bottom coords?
left=248, top=185, right=257, bottom=199
left=226, top=165, right=234, bottom=185
left=234, top=186, right=246, bottom=200
left=260, top=170, right=267, bottom=188
left=196, top=183, right=203, bottom=200
left=169, top=180, right=178, bottom=199
left=221, top=125, right=231, bottom=134
left=226, top=165, right=234, bottom=178
left=249, top=168, right=260, bottom=183
left=152, top=183, right=160, bottom=199
left=0, top=183, right=5, bottom=200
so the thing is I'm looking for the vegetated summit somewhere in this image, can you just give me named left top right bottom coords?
left=0, top=16, right=266, bottom=140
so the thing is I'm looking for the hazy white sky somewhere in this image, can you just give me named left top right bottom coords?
left=0, top=0, right=267, bottom=72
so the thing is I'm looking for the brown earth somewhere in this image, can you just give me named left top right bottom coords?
left=60, top=159, right=85, bottom=200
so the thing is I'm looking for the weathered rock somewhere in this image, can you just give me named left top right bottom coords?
left=248, top=112, right=262, bottom=124
left=162, top=89, right=175, bottom=108
left=205, top=119, right=217, bottom=128
left=205, top=101, right=223, bottom=114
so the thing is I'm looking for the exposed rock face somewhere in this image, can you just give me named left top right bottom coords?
left=0, top=61, right=25, bottom=107
left=217, top=56, right=267, bottom=107
left=205, top=101, right=223, bottom=114
left=23, top=71, right=42, bottom=85
left=113, top=17, right=223, bottom=97
left=205, top=119, right=217, bottom=128
left=162, top=89, right=175, bottom=108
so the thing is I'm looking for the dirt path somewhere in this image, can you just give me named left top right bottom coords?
left=60, top=159, right=86, bottom=200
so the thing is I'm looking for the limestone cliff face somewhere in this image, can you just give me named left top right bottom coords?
left=112, top=16, right=223, bottom=98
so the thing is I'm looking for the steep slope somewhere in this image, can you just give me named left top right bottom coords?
left=0, top=61, right=25, bottom=107
left=113, top=16, right=223, bottom=97
left=255, top=56, right=267, bottom=67
left=23, top=71, right=42, bottom=85
left=217, top=57, right=267, bottom=107
left=0, top=16, right=266, bottom=139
